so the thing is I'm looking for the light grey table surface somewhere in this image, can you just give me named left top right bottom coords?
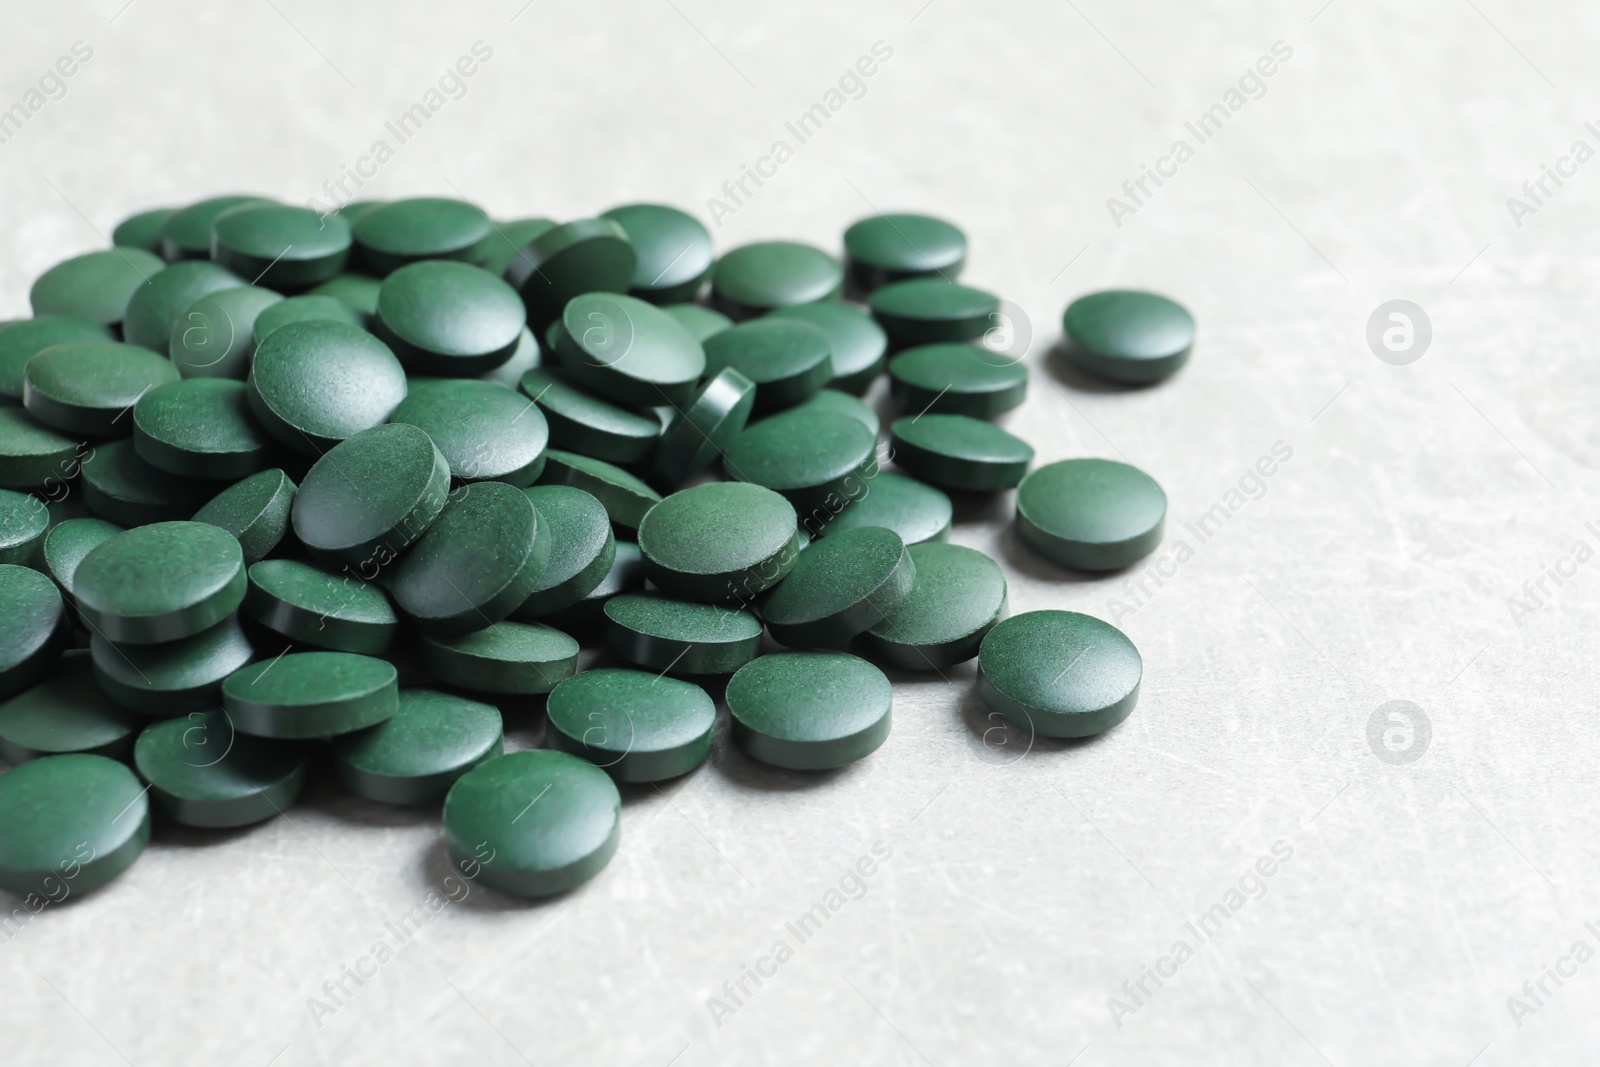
left=1, top=1, right=1595, bottom=1064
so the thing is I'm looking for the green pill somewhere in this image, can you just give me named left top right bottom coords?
left=504, top=217, right=636, bottom=329
left=637, top=481, right=799, bottom=603
left=860, top=543, right=1005, bottom=669
left=759, top=526, right=913, bottom=647
left=133, top=709, right=310, bottom=827
left=726, top=651, right=891, bottom=770
left=650, top=367, right=756, bottom=488
left=291, top=423, right=450, bottom=567
left=766, top=301, right=888, bottom=394
left=843, top=212, right=967, bottom=291
left=443, top=749, right=621, bottom=898
left=248, top=321, right=407, bottom=453
left=244, top=559, right=397, bottom=654
left=169, top=286, right=283, bottom=380
left=711, top=240, right=842, bottom=318
left=390, top=378, right=548, bottom=486
left=41, top=516, right=122, bottom=596
left=546, top=668, right=715, bottom=782
left=131, top=378, right=272, bottom=480
left=889, top=343, right=1027, bottom=419
left=353, top=197, right=493, bottom=276
left=603, top=593, right=762, bottom=675
left=869, top=279, right=1000, bottom=346
left=554, top=292, right=706, bottom=407
left=330, top=688, right=503, bottom=805
left=724, top=409, right=877, bottom=514
left=307, top=273, right=383, bottom=316
left=515, top=485, right=614, bottom=617
left=661, top=303, right=733, bottom=343
left=816, top=471, right=950, bottom=545
left=0, top=316, right=116, bottom=402
left=538, top=450, right=662, bottom=534
left=776, top=387, right=879, bottom=435
left=601, top=203, right=714, bottom=304
left=541, top=539, right=646, bottom=640
left=0, top=754, right=149, bottom=896
left=0, top=408, right=83, bottom=491
left=889, top=414, right=1033, bottom=491
left=212, top=203, right=351, bottom=289
left=0, top=565, right=66, bottom=699
left=91, top=615, right=255, bottom=715
left=978, top=610, right=1141, bottom=738
left=702, top=319, right=832, bottom=412
left=417, top=620, right=578, bottom=695
left=74, top=521, right=246, bottom=644
left=480, top=326, right=541, bottom=389
left=112, top=207, right=175, bottom=254
left=122, top=261, right=244, bottom=352
left=480, top=218, right=557, bottom=277
left=1016, top=458, right=1166, bottom=571
left=1062, top=290, right=1195, bottom=385
left=222, top=651, right=397, bottom=739
left=0, top=488, right=48, bottom=565
left=374, top=261, right=525, bottom=375
left=0, top=652, right=141, bottom=763
left=23, top=341, right=180, bottom=438
left=29, top=248, right=165, bottom=327
left=251, top=294, right=366, bottom=347
left=519, top=367, right=658, bottom=466
left=158, top=195, right=273, bottom=261
left=192, top=468, right=296, bottom=564
left=81, top=439, right=208, bottom=526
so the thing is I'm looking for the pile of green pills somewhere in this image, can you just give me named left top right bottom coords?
left=0, top=192, right=1192, bottom=900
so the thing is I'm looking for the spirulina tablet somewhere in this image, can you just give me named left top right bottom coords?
left=291, top=423, right=450, bottom=567
left=555, top=292, right=706, bottom=407
left=0, top=565, right=65, bottom=699
left=40, top=517, right=122, bottom=596
left=724, top=409, right=877, bottom=513
left=661, top=303, right=732, bottom=343
left=245, top=559, right=398, bottom=654
left=515, top=485, right=613, bottom=617
left=637, top=481, right=799, bottom=603
left=90, top=615, right=254, bottom=714
left=390, top=378, right=549, bottom=486
left=889, top=343, right=1027, bottom=419
left=480, top=218, right=556, bottom=277
left=29, top=248, right=165, bottom=327
left=1016, top=458, right=1166, bottom=571
left=726, top=651, right=891, bottom=770
left=861, top=543, right=1006, bottom=669
left=169, top=286, right=283, bottom=380
left=374, top=261, right=526, bottom=374
left=0, top=488, right=48, bottom=565
left=843, top=212, right=967, bottom=291
left=519, top=367, right=659, bottom=466
left=0, top=408, right=81, bottom=491
left=815, top=471, right=950, bottom=545
left=330, top=688, right=503, bottom=805
left=81, top=439, right=209, bottom=526
left=711, top=240, right=843, bottom=318
left=869, top=278, right=999, bottom=345
left=158, top=195, right=273, bottom=261
left=977, top=610, right=1141, bottom=738
left=251, top=294, right=366, bottom=347
left=417, top=620, right=578, bottom=695
left=353, top=197, right=493, bottom=276
left=122, top=261, right=243, bottom=352
left=0, top=652, right=140, bottom=763
left=112, top=207, right=175, bottom=254
left=504, top=217, right=636, bottom=329
left=0, top=754, right=149, bottom=895
left=702, top=319, right=832, bottom=412
left=546, top=668, right=715, bottom=782
left=603, top=593, right=763, bottom=675
left=759, top=526, right=913, bottom=647
left=1062, top=290, right=1195, bottom=385
left=133, top=709, right=310, bottom=827
left=308, top=273, right=383, bottom=316
left=131, top=378, right=271, bottom=480
left=222, top=651, right=397, bottom=739
left=73, top=521, right=246, bottom=644
left=542, top=538, right=647, bottom=639
left=538, top=450, right=662, bottom=533
left=23, top=341, right=180, bottom=438
left=212, top=203, right=351, bottom=289
left=0, top=316, right=115, bottom=402
left=480, top=326, right=541, bottom=389
left=650, top=367, right=756, bottom=488
left=889, top=414, right=1033, bottom=491
left=601, top=203, right=715, bottom=304
left=192, top=468, right=296, bottom=564
left=248, top=321, right=407, bottom=452
left=766, top=301, right=888, bottom=394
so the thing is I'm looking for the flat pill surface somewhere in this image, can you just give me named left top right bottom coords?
left=712, top=241, right=843, bottom=317
left=759, top=526, right=914, bottom=647
left=538, top=450, right=662, bottom=533
left=0, top=652, right=140, bottom=763
left=603, top=593, right=763, bottom=675
left=889, top=414, right=1034, bottom=491
left=726, top=652, right=892, bottom=770
left=637, top=481, right=799, bottom=602
left=816, top=471, right=950, bottom=544
left=251, top=294, right=366, bottom=346
left=23, top=341, right=180, bottom=438
left=308, top=273, right=383, bottom=316
left=724, top=409, right=877, bottom=513
left=417, top=620, right=578, bottom=694
left=504, top=217, right=636, bottom=329
left=192, top=468, right=296, bottom=563
left=158, top=195, right=273, bottom=260
left=0, top=565, right=64, bottom=699
left=391, top=378, right=548, bottom=486
left=0, top=754, right=149, bottom=895
left=245, top=559, right=398, bottom=654
left=248, top=321, right=407, bottom=452
left=90, top=614, right=254, bottom=714
left=661, top=303, right=733, bottom=343
left=651, top=367, right=756, bottom=488
left=601, top=203, right=714, bottom=304
left=1016, top=458, right=1166, bottom=571
left=353, top=197, right=493, bottom=276
left=546, top=668, right=715, bottom=782
left=212, top=204, right=350, bottom=288
left=41, top=517, right=122, bottom=595
left=330, top=688, right=503, bottom=805
left=889, top=343, right=1028, bottom=418
left=519, top=368, right=658, bottom=466
left=515, top=485, right=613, bottom=617
left=702, top=319, right=832, bottom=412
left=30, top=248, right=165, bottom=326
left=73, top=521, right=246, bottom=644
left=81, top=439, right=209, bottom=526
left=1062, top=289, right=1195, bottom=384
left=122, top=261, right=243, bottom=352
left=766, top=301, right=888, bottom=394
left=133, top=709, right=310, bottom=827
left=843, top=212, right=967, bottom=290
left=0, top=316, right=116, bottom=401
left=169, top=285, right=283, bottom=380
left=0, top=489, right=48, bottom=565
left=977, top=610, right=1141, bottom=738
left=222, top=651, right=397, bottom=739
left=868, top=278, right=1000, bottom=345
left=291, top=423, right=450, bottom=566
left=0, top=408, right=81, bottom=491
left=374, top=260, right=525, bottom=374
left=132, top=378, right=272, bottom=479
left=555, top=293, right=705, bottom=407
left=861, top=542, right=1006, bottom=669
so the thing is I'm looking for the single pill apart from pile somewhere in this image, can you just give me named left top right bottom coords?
left=1061, top=289, right=1195, bottom=384
left=889, top=343, right=1028, bottom=419
left=765, top=302, right=888, bottom=394
left=815, top=471, right=950, bottom=545
left=373, top=260, right=526, bottom=374
left=701, top=319, right=833, bottom=412
left=330, top=688, right=504, bottom=805
left=637, top=481, right=800, bottom=603
left=519, top=367, right=658, bottom=466
left=73, top=521, right=246, bottom=645
left=158, top=195, right=273, bottom=261
left=843, top=212, right=967, bottom=291
left=352, top=197, right=494, bottom=276
left=169, top=286, right=283, bottom=380
left=546, top=668, right=715, bottom=782
left=1015, top=458, right=1166, bottom=571
left=131, top=378, right=273, bottom=480
left=514, top=485, right=613, bottom=617
left=650, top=367, right=756, bottom=488
left=222, top=651, right=398, bottom=739
left=603, top=593, right=763, bottom=675
left=0, top=753, right=150, bottom=895
left=860, top=543, right=1006, bottom=669
left=889, top=414, right=1034, bottom=491
left=244, top=559, right=398, bottom=654
left=0, top=315, right=116, bottom=402
left=191, top=468, right=296, bottom=564
left=29, top=248, right=166, bottom=328
left=89, top=614, right=255, bottom=714
left=868, top=278, right=1000, bottom=345
left=504, top=217, right=637, bottom=329
left=0, top=651, right=141, bottom=763
left=0, top=488, right=48, bottom=565
left=977, top=610, right=1141, bottom=738
left=211, top=204, right=352, bottom=289
left=22, top=341, right=180, bottom=438
left=726, top=651, right=892, bottom=770
left=247, top=320, right=407, bottom=452
left=601, top=203, right=714, bottom=304
left=133, top=709, right=311, bottom=828
left=724, top=408, right=877, bottom=514
left=711, top=240, right=843, bottom=318
left=758, top=526, right=914, bottom=647
left=553, top=292, right=706, bottom=406
left=390, top=378, right=549, bottom=486
left=291, top=423, right=450, bottom=566
left=251, top=294, right=366, bottom=346
left=417, top=620, right=579, bottom=695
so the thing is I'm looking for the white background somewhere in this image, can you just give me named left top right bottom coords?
left=0, top=1, right=1596, bottom=1064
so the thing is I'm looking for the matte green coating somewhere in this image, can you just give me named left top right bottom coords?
left=889, top=414, right=1033, bottom=491
left=122, top=261, right=244, bottom=352
left=889, top=344, right=1028, bottom=418
left=480, top=326, right=541, bottom=389
left=538, top=450, right=661, bottom=533
left=23, top=341, right=180, bottom=438
left=724, top=409, right=877, bottom=514
left=222, top=652, right=397, bottom=739
left=169, top=286, right=283, bottom=379
left=504, top=217, right=637, bottom=329
left=603, top=593, right=762, bottom=675
left=701, top=319, right=832, bottom=412
left=417, top=621, right=578, bottom=695
left=443, top=749, right=620, bottom=897
left=0, top=566, right=65, bottom=699
left=0, top=408, right=83, bottom=491
left=541, top=539, right=645, bottom=639
left=41, top=517, right=122, bottom=596
left=726, top=652, right=891, bottom=770
left=0, top=652, right=140, bottom=763
left=519, top=367, right=657, bottom=465
left=546, top=668, right=714, bottom=782
left=251, top=294, right=366, bottom=346
left=650, top=367, right=756, bottom=488
left=81, top=440, right=209, bottom=525
left=601, top=204, right=714, bottom=304
left=390, top=378, right=548, bottom=486
left=759, top=526, right=913, bottom=647
left=869, top=279, right=1000, bottom=345
left=212, top=203, right=351, bottom=288
left=133, top=709, right=309, bottom=827
left=29, top=248, right=165, bottom=326
left=353, top=197, right=493, bottom=276
left=158, top=195, right=273, bottom=260
left=91, top=615, right=254, bottom=715
left=0, top=754, right=149, bottom=895
left=392, top=481, right=549, bottom=635
left=0, top=316, right=116, bottom=401
left=480, top=218, right=556, bottom=277
left=554, top=293, right=705, bottom=406
left=112, top=208, right=175, bottom=253
left=0, top=488, right=48, bottom=565
left=245, top=559, right=397, bottom=654
left=374, top=261, right=525, bottom=374
left=515, top=485, right=614, bottom=617
left=843, top=213, right=967, bottom=290
left=248, top=321, right=407, bottom=452
left=977, top=610, right=1141, bottom=737
left=766, top=301, right=888, bottom=393
left=291, top=423, right=450, bottom=566
left=637, top=481, right=799, bottom=603
left=817, top=471, right=950, bottom=545
left=1063, top=290, right=1194, bottom=384
left=711, top=241, right=843, bottom=318
left=307, top=273, right=383, bottom=316
left=330, top=688, right=502, bottom=804
left=192, top=468, right=296, bottom=564
left=777, top=388, right=879, bottom=436
left=73, top=521, right=246, bottom=644
left=661, top=303, right=732, bottom=343
left=132, top=378, right=271, bottom=479
left=1016, top=459, right=1166, bottom=571
left=861, top=543, right=1006, bottom=669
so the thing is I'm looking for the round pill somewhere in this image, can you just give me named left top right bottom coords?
left=1016, top=458, right=1166, bottom=571
left=0, top=652, right=140, bottom=763
left=40, top=517, right=121, bottom=596
left=307, top=273, right=383, bottom=316
left=417, top=620, right=578, bottom=695
left=603, top=593, right=762, bottom=675
left=1062, top=290, right=1194, bottom=385
left=158, top=195, right=273, bottom=261
left=29, top=248, right=165, bottom=327
left=443, top=749, right=620, bottom=897
left=244, top=559, right=397, bottom=654
left=480, top=218, right=557, bottom=277
left=519, top=367, right=658, bottom=465
left=889, top=343, right=1028, bottom=419
left=374, top=261, right=525, bottom=375
left=251, top=294, right=366, bottom=347
left=192, top=468, right=296, bottom=564
left=0, top=566, right=65, bottom=700
left=702, top=319, right=832, bottom=412
left=727, top=652, right=891, bottom=770
left=0, top=316, right=115, bottom=402
left=131, top=378, right=272, bottom=480
left=91, top=615, right=255, bottom=715
left=759, top=526, right=913, bottom=647
left=74, top=521, right=246, bottom=644
left=0, top=408, right=82, bottom=491
left=860, top=543, right=1006, bottom=669
left=539, top=449, right=662, bottom=533
left=661, top=303, right=732, bottom=343
left=638, top=481, right=799, bottom=603
left=766, top=301, right=888, bottom=394
left=978, top=610, right=1141, bottom=738
left=541, top=539, right=646, bottom=640
left=330, top=688, right=502, bottom=805
left=0, top=754, right=149, bottom=896
left=353, top=197, right=493, bottom=276
left=817, top=471, right=950, bottom=545
left=0, top=488, right=47, bottom=566
left=480, top=326, right=541, bottom=389
left=514, top=485, right=614, bottom=618
left=222, top=651, right=396, bottom=739
left=554, top=292, right=706, bottom=407
left=601, top=203, right=714, bottom=304
left=23, top=341, right=180, bottom=438
left=211, top=203, right=351, bottom=289
left=869, top=278, right=1000, bottom=346
left=650, top=367, right=756, bottom=488
left=81, top=439, right=209, bottom=526
left=504, top=217, right=636, bottom=329
left=291, top=423, right=450, bottom=567
left=169, top=285, right=283, bottom=380
left=889, top=414, right=1033, bottom=491
left=711, top=240, right=842, bottom=318
left=390, top=378, right=548, bottom=486
left=112, top=207, right=175, bottom=254
left=778, top=387, right=879, bottom=436
left=843, top=212, right=967, bottom=291
left=122, top=261, right=244, bottom=352
left=248, top=321, right=407, bottom=453
left=547, top=668, right=715, bottom=782
left=724, top=409, right=877, bottom=516
left=133, top=709, right=310, bottom=827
